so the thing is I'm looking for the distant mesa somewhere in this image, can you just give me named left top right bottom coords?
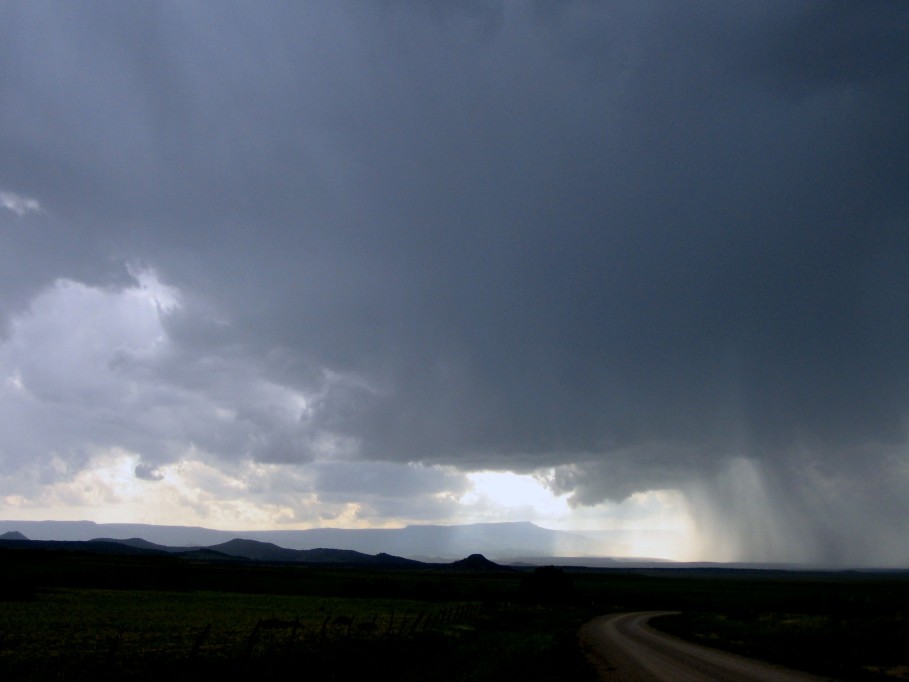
left=0, top=520, right=618, bottom=561
left=0, top=520, right=683, bottom=567
left=0, top=530, right=27, bottom=540
left=0, top=528, right=681, bottom=569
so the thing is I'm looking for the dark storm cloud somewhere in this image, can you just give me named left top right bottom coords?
left=1, top=2, right=908, bottom=561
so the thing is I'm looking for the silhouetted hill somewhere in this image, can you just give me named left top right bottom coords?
left=207, top=538, right=302, bottom=561
left=296, top=548, right=423, bottom=567
left=92, top=537, right=188, bottom=553
left=0, top=530, right=27, bottom=540
left=205, top=538, right=423, bottom=566
left=0, top=534, right=477, bottom=568
left=173, top=547, right=243, bottom=561
left=295, top=547, right=386, bottom=564
left=373, top=552, right=425, bottom=567
left=450, top=553, right=511, bottom=572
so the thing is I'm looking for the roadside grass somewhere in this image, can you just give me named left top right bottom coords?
left=653, top=609, right=909, bottom=681
left=566, top=567, right=909, bottom=681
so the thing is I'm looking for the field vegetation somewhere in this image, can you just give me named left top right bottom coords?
left=0, top=547, right=593, bottom=681
left=1, top=546, right=908, bottom=681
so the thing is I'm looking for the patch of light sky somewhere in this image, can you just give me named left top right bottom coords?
left=461, top=470, right=698, bottom=559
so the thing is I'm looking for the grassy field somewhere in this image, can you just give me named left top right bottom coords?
left=1, top=547, right=908, bottom=681
left=0, top=588, right=595, bottom=681
left=0, top=548, right=594, bottom=681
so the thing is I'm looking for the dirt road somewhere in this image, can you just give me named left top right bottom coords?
left=579, top=612, right=835, bottom=681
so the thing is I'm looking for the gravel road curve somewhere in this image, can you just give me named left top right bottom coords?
left=579, top=612, right=836, bottom=682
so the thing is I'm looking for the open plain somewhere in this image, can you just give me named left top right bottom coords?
left=1, top=540, right=908, bottom=681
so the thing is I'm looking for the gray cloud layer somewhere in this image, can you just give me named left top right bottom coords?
left=1, top=2, right=907, bottom=563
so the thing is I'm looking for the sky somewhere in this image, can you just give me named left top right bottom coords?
left=0, top=1, right=907, bottom=565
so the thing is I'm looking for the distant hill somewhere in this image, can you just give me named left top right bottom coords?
left=373, top=552, right=426, bottom=567
left=450, top=553, right=511, bottom=572
left=206, top=538, right=422, bottom=566
left=207, top=538, right=302, bottom=562
left=92, top=537, right=188, bottom=553
left=0, top=534, right=512, bottom=570
left=174, top=547, right=243, bottom=561
left=0, top=530, right=27, bottom=540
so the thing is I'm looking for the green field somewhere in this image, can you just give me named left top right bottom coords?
left=1, top=547, right=908, bottom=681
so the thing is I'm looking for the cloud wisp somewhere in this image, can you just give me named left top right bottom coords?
left=1, top=191, right=41, bottom=217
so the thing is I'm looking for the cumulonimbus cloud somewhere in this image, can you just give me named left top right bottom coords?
left=0, top=2, right=907, bottom=563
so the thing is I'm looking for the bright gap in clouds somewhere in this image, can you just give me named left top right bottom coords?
left=458, top=470, right=697, bottom=559
left=459, top=470, right=572, bottom=524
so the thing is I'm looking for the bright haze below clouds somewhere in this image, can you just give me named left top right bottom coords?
left=0, top=2, right=907, bottom=566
